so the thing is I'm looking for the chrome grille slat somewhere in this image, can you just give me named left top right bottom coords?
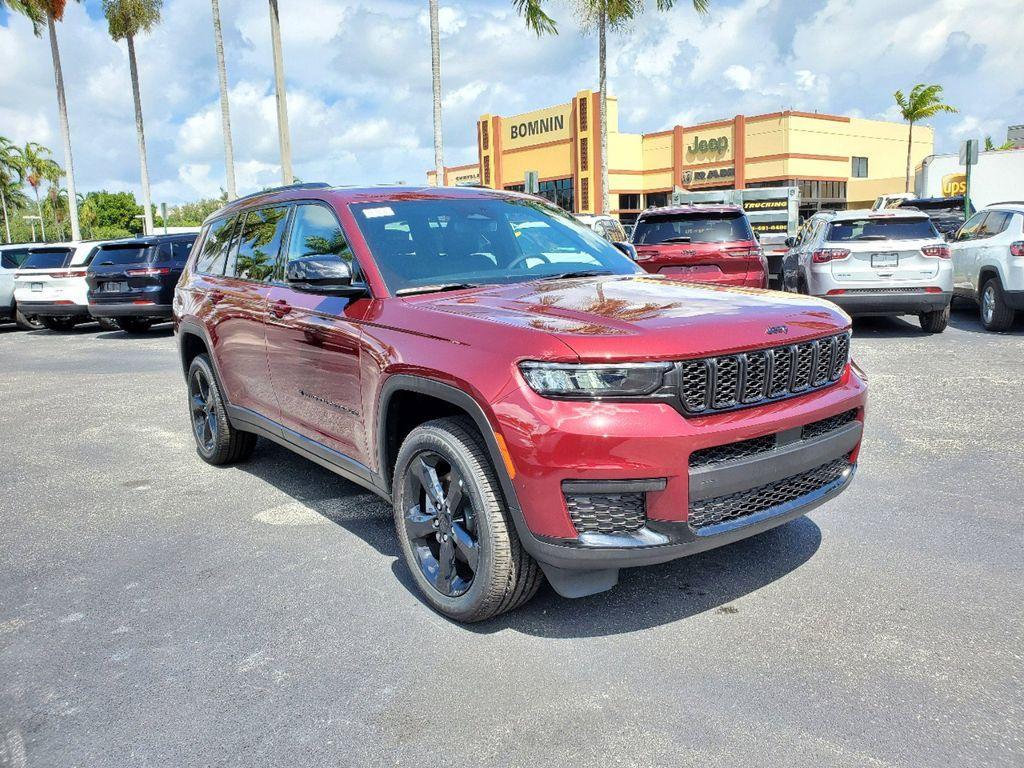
left=678, top=332, right=851, bottom=416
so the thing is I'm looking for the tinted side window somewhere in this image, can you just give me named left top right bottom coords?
left=195, top=216, right=236, bottom=275
left=233, top=206, right=290, bottom=282
left=957, top=212, right=988, bottom=242
left=979, top=211, right=1011, bottom=237
left=1, top=248, right=30, bottom=269
left=286, top=204, right=361, bottom=280
left=171, top=239, right=195, bottom=263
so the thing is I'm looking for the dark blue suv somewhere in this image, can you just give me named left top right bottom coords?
left=86, top=233, right=198, bottom=332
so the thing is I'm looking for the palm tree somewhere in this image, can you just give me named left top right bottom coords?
left=102, top=0, right=162, bottom=236
left=1, top=0, right=83, bottom=241
left=429, top=0, right=443, bottom=186
left=0, top=136, right=26, bottom=243
left=267, top=0, right=293, bottom=185
left=210, top=0, right=237, bottom=199
left=516, top=0, right=710, bottom=214
left=15, top=142, right=61, bottom=241
left=894, top=84, right=957, bottom=192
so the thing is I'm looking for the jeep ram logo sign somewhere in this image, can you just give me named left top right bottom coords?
left=688, top=135, right=729, bottom=156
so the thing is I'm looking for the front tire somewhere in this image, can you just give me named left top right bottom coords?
left=980, top=277, right=1016, bottom=332
left=40, top=317, right=77, bottom=332
left=392, top=417, right=542, bottom=622
left=919, top=305, right=949, bottom=333
left=116, top=317, right=154, bottom=334
left=186, top=353, right=256, bottom=465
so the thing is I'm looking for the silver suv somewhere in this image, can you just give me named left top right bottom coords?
left=949, top=202, right=1024, bottom=332
left=784, top=209, right=952, bottom=333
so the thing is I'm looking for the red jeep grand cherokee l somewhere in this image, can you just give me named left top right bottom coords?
left=631, top=204, right=768, bottom=288
left=174, top=184, right=866, bottom=622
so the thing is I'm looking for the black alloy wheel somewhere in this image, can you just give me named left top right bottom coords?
left=189, top=365, right=218, bottom=454
left=404, top=451, right=480, bottom=597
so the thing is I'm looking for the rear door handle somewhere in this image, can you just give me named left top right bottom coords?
left=208, top=290, right=225, bottom=304
left=270, top=299, right=292, bottom=318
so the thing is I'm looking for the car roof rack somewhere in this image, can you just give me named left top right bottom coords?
left=229, top=182, right=333, bottom=206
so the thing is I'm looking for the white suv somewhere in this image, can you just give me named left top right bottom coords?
left=0, top=243, right=43, bottom=329
left=785, top=209, right=953, bottom=333
left=949, top=202, right=1024, bottom=332
left=13, top=241, right=106, bottom=331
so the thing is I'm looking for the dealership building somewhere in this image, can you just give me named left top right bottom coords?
left=428, top=88, right=934, bottom=223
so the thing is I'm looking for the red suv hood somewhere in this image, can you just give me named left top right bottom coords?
left=413, top=275, right=849, bottom=360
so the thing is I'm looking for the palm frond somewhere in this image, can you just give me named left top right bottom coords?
left=513, top=0, right=558, bottom=35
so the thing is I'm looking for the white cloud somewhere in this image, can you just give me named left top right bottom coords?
left=0, top=0, right=1019, bottom=204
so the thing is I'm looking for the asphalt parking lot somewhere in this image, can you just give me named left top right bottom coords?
left=1, top=306, right=1022, bottom=768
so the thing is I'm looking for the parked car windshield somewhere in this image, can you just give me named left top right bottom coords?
left=351, top=197, right=640, bottom=294
left=632, top=212, right=754, bottom=245
left=826, top=217, right=938, bottom=242
left=21, top=248, right=73, bottom=269
left=94, top=245, right=159, bottom=266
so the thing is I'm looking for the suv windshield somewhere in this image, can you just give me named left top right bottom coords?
left=632, top=212, right=753, bottom=245
left=351, top=197, right=639, bottom=293
left=22, top=248, right=73, bottom=269
left=827, top=217, right=938, bottom=242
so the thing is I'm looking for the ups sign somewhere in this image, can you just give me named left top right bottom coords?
left=942, top=173, right=967, bottom=196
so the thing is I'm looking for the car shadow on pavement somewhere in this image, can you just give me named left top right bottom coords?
left=947, top=303, right=1024, bottom=335
left=850, top=316, right=928, bottom=338
left=239, top=439, right=822, bottom=637
left=94, top=326, right=176, bottom=341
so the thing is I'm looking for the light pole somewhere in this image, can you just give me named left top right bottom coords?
left=23, top=214, right=41, bottom=242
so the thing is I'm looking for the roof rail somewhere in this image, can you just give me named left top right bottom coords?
left=229, top=182, right=332, bottom=206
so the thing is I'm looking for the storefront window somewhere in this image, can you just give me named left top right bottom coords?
left=538, top=178, right=574, bottom=212
left=645, top=192, right=669, bottom=209
left=618, top=193, right=640, bottom=210
left=852, top=157, right=868, bottom=178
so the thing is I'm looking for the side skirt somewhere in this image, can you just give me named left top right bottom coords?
left=226, top=404, right=391, bottom=503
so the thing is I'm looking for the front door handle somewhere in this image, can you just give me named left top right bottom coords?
left=270, top=299, right=292, bottom=318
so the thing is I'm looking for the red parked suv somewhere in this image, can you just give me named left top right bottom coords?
left=174, top=183, right=866, bottom=622
left=631, top=204, right=768, bottom=288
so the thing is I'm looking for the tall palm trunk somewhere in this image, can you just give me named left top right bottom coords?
left=33, top=185, right=46, bottom=241
left=904, top=120, right=914, bottom=193
left=211, top=0, right=237, bottom=199
left=429, top=0, right=444, bottom=185
left=0, top=186, right=10, bottom=244
left=598, top=9, right=609, bottom=214
left=46, top=12, right=80, bottom=242
left=127, top=34, right=154, bottom=235
left=268, top=0, right=293, bottom=185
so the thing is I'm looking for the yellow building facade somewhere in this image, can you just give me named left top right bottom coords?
left=428, top=89, right=934, bottom=222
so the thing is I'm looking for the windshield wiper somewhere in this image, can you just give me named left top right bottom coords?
left=538, top=270, right=613, bottom=281
left=396, top=282, right=479, bottom=296
left=658, top=236, right=692, bottom=243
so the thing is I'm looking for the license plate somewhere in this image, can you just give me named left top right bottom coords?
left=102, top=282, right=129, bottom=293
left=871, top=252, right=899, bottom=268
left=31, top=282, right=43, bottom=292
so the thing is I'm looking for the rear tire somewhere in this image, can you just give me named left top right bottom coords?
left=186, top=353, right=257, bottom=465
left=40, top=317, right=77, bottom=332
left=919, top=305, right=949, bottom=333
left=14, top=305, right=43, bottom=331
left=392, top=416, right=542, bottom=622
left=116, top=317, right=154, bottom=334
left=980, top=277, right=1016, bottom=332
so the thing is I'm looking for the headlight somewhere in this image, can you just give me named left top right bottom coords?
left=518, top=361, right=671, bottom=398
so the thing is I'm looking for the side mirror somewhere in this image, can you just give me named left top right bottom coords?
left=286, top=257, right=365, bottom=297
left=612, top=241, right=638, bottom=261
left=784, top=237, right=798, bottom=248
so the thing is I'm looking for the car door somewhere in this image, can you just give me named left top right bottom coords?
left=975, top=211, right=1012, bottom=287
left=951, top=211, right=988, bottom=294
left=265, top=202, right=370, bottom=463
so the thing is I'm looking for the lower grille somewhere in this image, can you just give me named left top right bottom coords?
left=690, top=408, right=861, bottom=468
left=565, top=492, right=646, bottom=534
left=802, top=408, right=858, bottom=440
left=688, top=455, right=852, bottom=532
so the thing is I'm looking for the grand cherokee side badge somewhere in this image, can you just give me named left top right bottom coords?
left=765, top=325, right=789, bottom=335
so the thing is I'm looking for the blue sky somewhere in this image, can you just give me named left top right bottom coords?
left=1, top=0, right=1020, bottom=204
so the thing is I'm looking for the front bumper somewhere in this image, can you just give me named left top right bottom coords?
left=87, top=302, right=172, bottom=319
left=821, top=290, right=951, bottom=316
left=17, top=301, right=91, bottom=318
left=492, top=366, right=867, bottom=593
